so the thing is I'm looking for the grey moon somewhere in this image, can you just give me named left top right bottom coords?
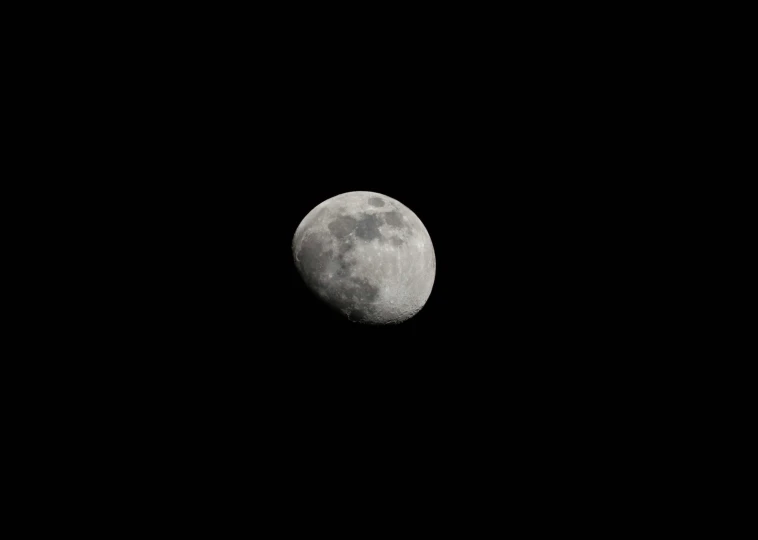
left=292, top=191, right=436, bottom=324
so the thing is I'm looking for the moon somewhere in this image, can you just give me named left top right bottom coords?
left=292, top=191, right=435, bottom=324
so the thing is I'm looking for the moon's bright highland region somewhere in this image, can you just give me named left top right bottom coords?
left=293, top=191, right=435, bottom=324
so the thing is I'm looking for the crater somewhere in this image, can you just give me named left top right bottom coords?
left=368, top=197, right=385, bottom=207
left=390, top=237, right=404, bottom=246
left=328, top=215, right=358, bottom=238
left=335, top=260, right=354, bottom=278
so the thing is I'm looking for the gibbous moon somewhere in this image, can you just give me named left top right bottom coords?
left=292, top=191, right=435, bottom=324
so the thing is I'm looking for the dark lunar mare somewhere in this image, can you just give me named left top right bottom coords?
left=328, top=215, right=357, bottom=238
left=383, top=210, right=408, bottom=229
left=329, top=212, right=386, bottom=243
left=355, top=213, right=384, bottom=241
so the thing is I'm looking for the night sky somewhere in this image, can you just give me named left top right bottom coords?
left=81, top=11, right=646, bottom=517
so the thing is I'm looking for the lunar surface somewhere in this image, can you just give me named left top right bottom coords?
left=292, top=191, right=435, bottom=324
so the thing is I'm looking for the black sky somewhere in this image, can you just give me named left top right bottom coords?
left=86, top=12, right=649, bottom=506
